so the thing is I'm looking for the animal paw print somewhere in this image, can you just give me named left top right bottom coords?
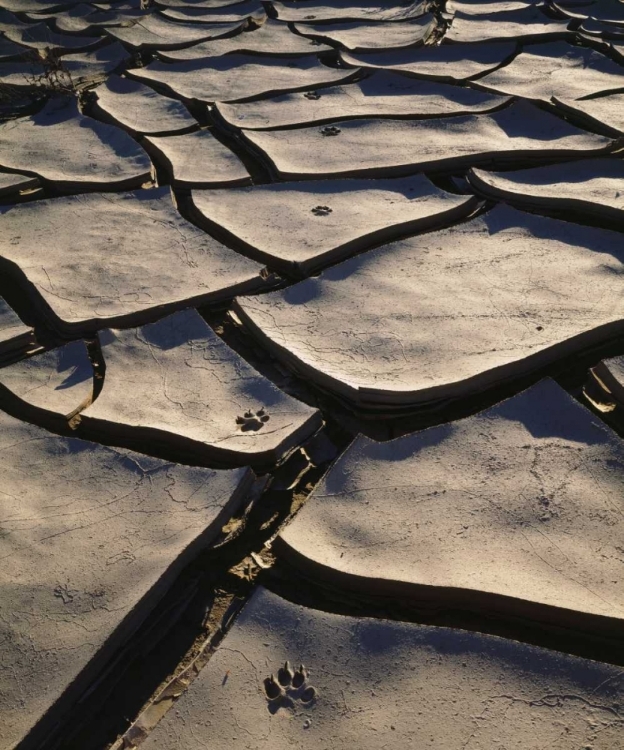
left=320, top=125, right=341, bottom=136
left=311, top=205, right=332, bottom=216
left=304, top=91, right=321, bottom=100
left=264, top=662, right=317, bottom=713
left=54, top=583, right=76, bottom=604
left=236, top=409, right=270, bottom=432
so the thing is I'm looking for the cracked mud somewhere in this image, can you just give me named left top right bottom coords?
left=0, top=1, right=624, bottom=749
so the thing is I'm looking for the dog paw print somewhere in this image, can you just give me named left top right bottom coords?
left=236, top=409, right=270, bottom=432
left=264, top=662, right=318, bottom=713
left=311, top=205, right=332, bottom=216
left=54, top=583, right=76, bottom=604
left=320, top=125, right=341, bottom=136
left=304, top=90, right=321, bottom=100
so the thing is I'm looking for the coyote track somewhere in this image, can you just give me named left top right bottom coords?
left=263, top=662, right=318, bottom=713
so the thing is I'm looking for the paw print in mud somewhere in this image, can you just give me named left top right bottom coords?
left=236, top=409, right=270, bottom=432
left=264, top=662, right=318, bottom=713
left=311, top=205, right=332, bottom=216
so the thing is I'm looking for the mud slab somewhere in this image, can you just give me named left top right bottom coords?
left=161, top=0, right=266, bottom=22
left=554, top=0, right=624, bottom=23
left=0, top=187, right=265, bottom=335
left=217, top=71, right=510, bottom=129
left=0, top=340, right=93, bottom=425
left=475, top=41, right=624, bottom=101
left=106, top=15, right=241, bottom=50
left=0, top=98, right=151, bottom=191
left=0, top=0, right=88, bottom=9
left=0, top=171, right=39, bottom=198
left=447, top=0, right=540, bottom=14
left=341, top=41, right=517, bottom=80
left=241, top=100, right=613, bottom=179
left=273, top=0, right=428, bottom=23
left=445, top=7, right=571, bottom=43
left=141, top=586, right=624, bottom=750
left=162, top=9, right=266, bottom=24
left=145, top=129, right=251, bottom=187
left=157, top=19, right=331, bottom=61
left=0, top=59, right=61, bottom=87
left=78, top=308, right=321, bottom=467
left=190, top=174, right=479, bottom=274
left=552, top=93, right=624, bottom=136
left=234, top=205, right=624, bottom=411
left=158, top=0, right=254, bottom=7
left=277, top=379, right=624, bottom=633
left=163, top=7, right=267, bottom=25
left=0, top=43, right=130, bottom=89
left=0, top=295, right=36, bottom=366
left=93, top=75, right=197, bottom=136
left=3, top=21, right=101, bottom=52
left=91, top=0, right=143, bottom=7
left=56, top=41, right=131, bottom=83
left=27, top=4, right=145, bottom=33
left=0, top=408, right=253, bottom=750
left=469, top=158, right=624, bottom=223
left=293, top=15, right=435, bottom=51
left=128, top=54, right=361, bottom=104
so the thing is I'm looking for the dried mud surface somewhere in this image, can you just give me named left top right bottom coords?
left=1, top=2, right=624, bottom=749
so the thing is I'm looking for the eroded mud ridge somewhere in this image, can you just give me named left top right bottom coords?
left=1, top=0, right=623, bottom=748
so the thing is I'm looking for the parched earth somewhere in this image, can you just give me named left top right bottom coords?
left=1, top=1, right=624, bottom=749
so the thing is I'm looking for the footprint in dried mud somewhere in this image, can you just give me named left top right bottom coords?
left=263, top=662, right=318, bottom=713
left=311, top=205, right=332, bottom=216
left=236, top=409, right=271, bottom=432
left=54, top=584, right=76, bottom=604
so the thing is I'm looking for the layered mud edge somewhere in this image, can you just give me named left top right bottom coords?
left=2, top=2, right=624, bottom=750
